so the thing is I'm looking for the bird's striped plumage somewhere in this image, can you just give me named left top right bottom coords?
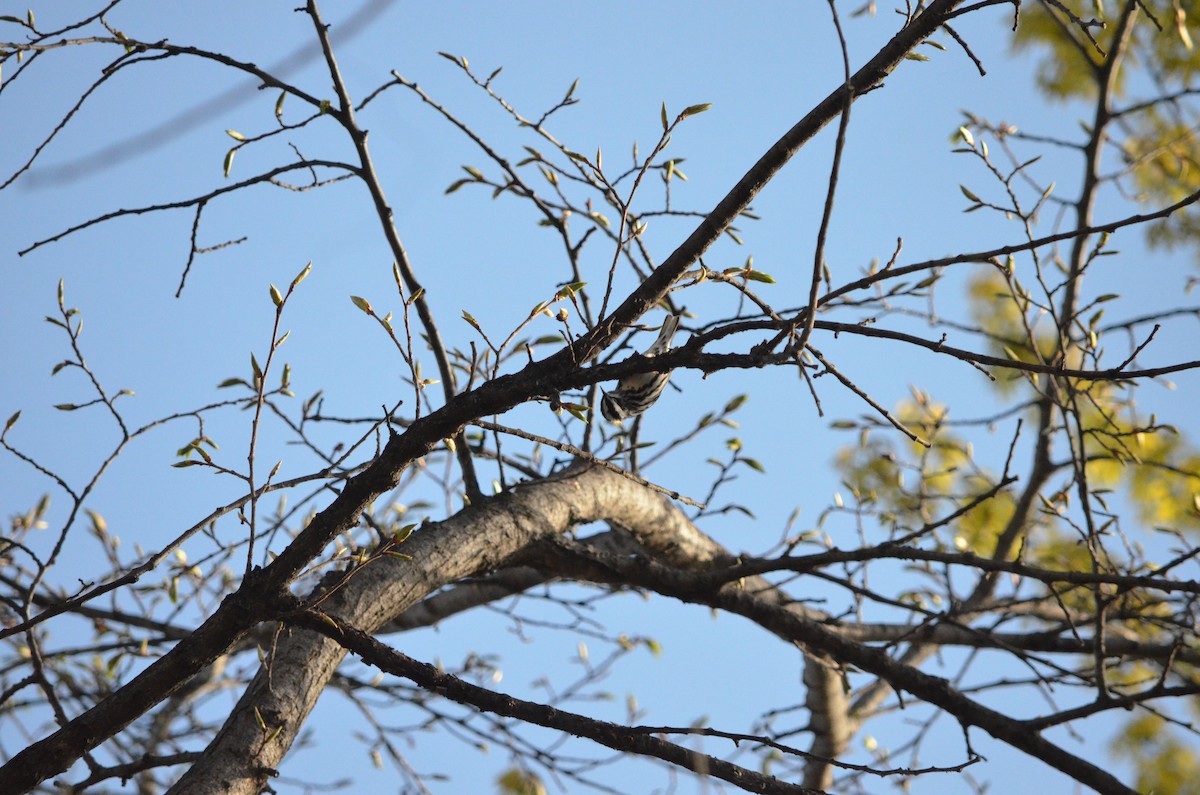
left=601, top=315, right=680, bottom=423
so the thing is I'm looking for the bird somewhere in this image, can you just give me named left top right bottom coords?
left=601, top=315, right=680, bottom=423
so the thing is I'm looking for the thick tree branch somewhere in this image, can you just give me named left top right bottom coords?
left=163, top=461, right=693, bottom=794
left=540, top=530, right=1139, bottom=795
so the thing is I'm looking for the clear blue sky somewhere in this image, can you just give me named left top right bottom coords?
left=3, top=2, right=1198, bottom=792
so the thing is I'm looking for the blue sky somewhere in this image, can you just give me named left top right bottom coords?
left=3, top=2, right=1199, bottom=793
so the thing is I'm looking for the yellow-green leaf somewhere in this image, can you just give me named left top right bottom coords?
left=563, top=402, right=590, bottom=422
left=86, top=509, right=107, bottom=534
left=291, top=261, right=312, bottom=289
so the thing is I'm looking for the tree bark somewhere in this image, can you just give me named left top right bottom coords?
left=168, top=461, right=693, bottom=793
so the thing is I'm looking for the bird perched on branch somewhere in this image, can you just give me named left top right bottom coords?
left=601, top=315, right=680, bottom=423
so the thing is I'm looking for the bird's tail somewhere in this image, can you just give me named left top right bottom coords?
left=643, top=315, right=680, bottom=356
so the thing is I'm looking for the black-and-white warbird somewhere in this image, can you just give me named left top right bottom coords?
left=601, top=315, right=680, bottom=423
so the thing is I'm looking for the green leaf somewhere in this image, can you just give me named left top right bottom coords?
left=350, top=295, right=373, bottom=314
left=462, top=165, right=484, bottom=179
left=904, top=52, right=931, bottom=61
left=661, top=102, right=669, bottom=131
left=223, top=148, right=235, bottom=178
left=217, top=377, right=249, bottom=389
left=563, top=402, right=590, bottom=422
left=724, top=394, right=748, bottom=413
left=274, top=90, right=286, bottom=120
left=681, top=102, right=712, bottom=117
left=54, top=403, right=80, bottom=411
left=291, top=261, right=312, bottom=289
left=269, top=284, right=283, bottom=307
left=3, top=410, right=19, bottom=434
left=960, top=184, right=981, bottom=203
left=555, top=281, right=587, bottom=299
left=744, top=270, right=776, bottom=284
left=226, top=129, right=246, bottom=142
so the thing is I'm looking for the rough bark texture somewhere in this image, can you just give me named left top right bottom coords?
left=168, top=461, right=691, bottom=793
